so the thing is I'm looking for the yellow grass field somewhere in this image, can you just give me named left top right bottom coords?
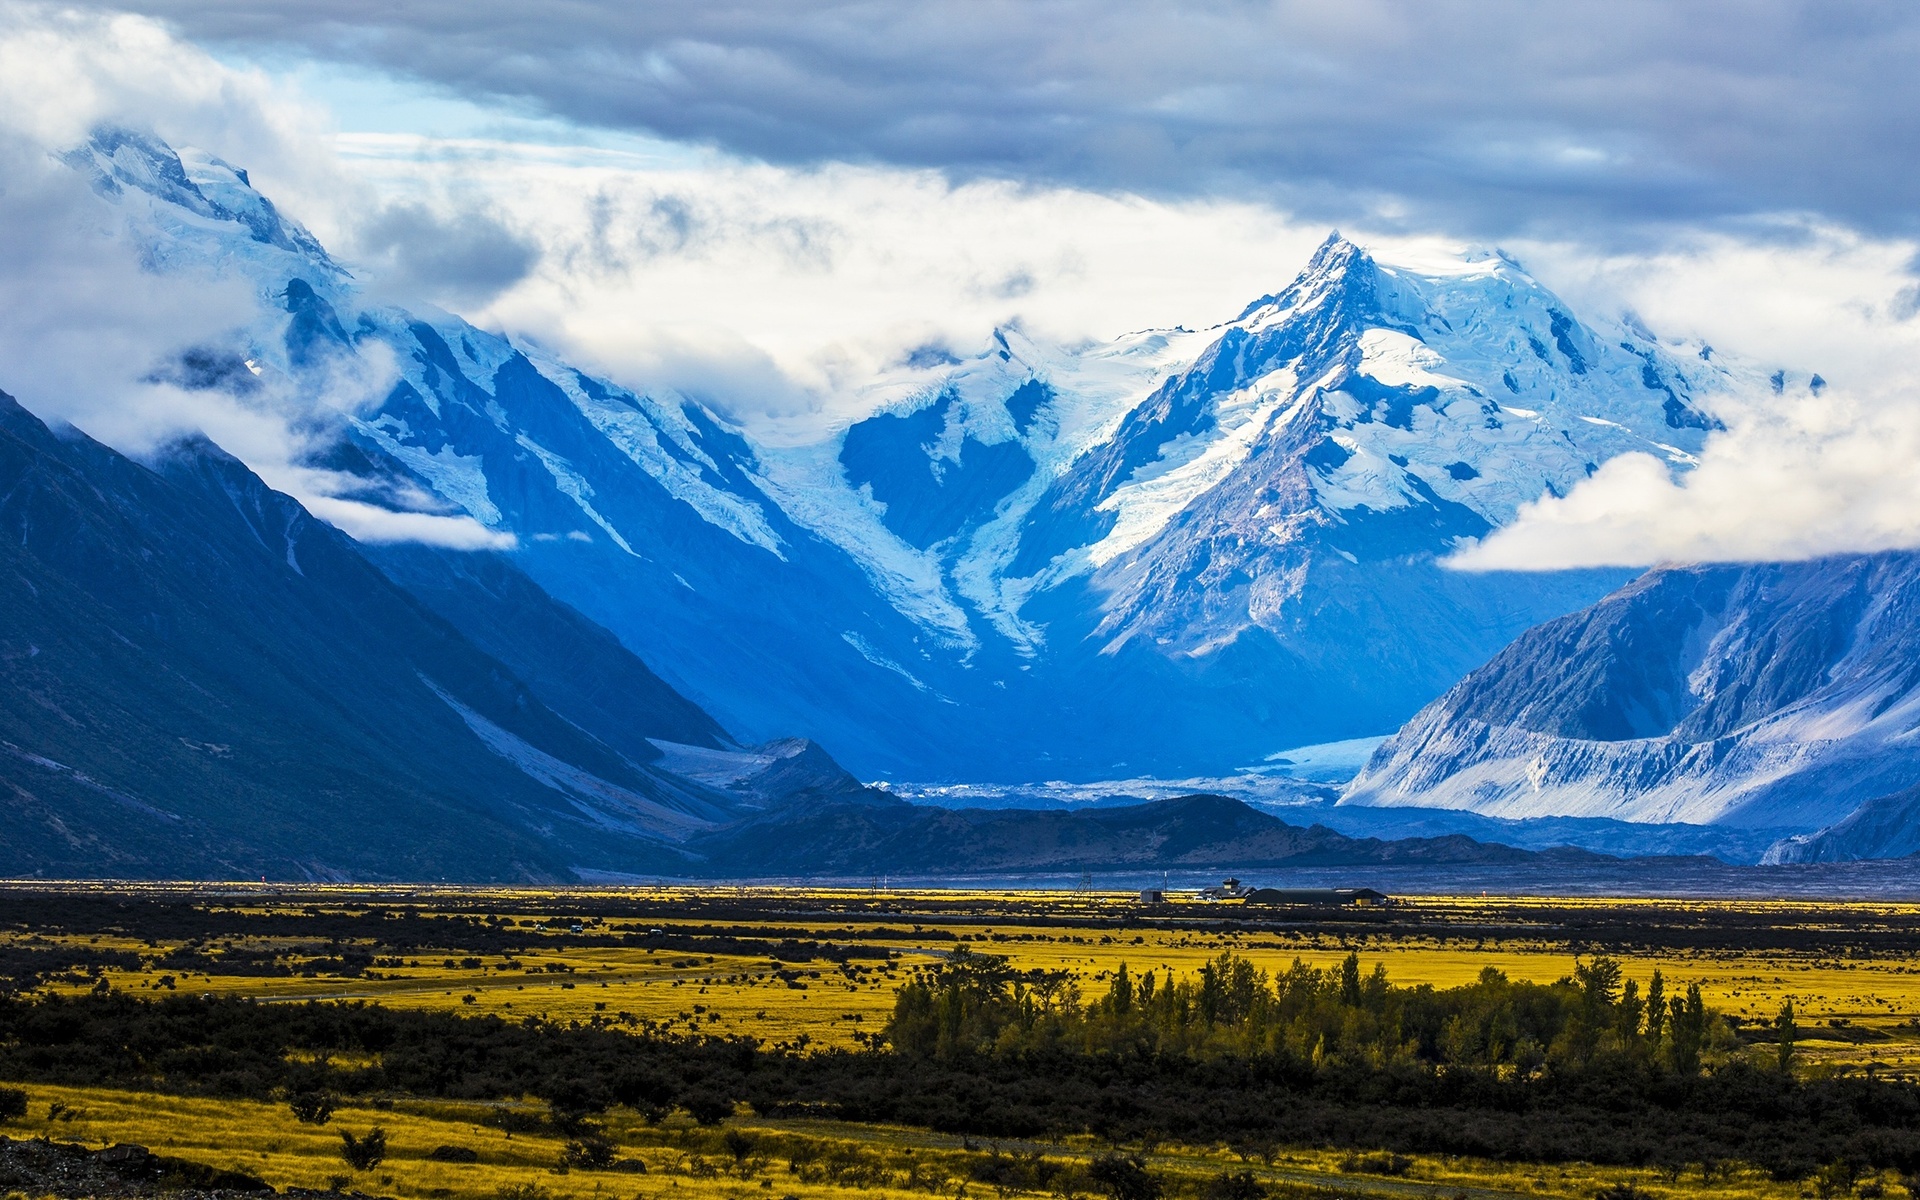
left=21, top=886, right=1920, bottom=1068
left=0, top=1077, right=1878, bottom=1200
left=8, top=884, right=1920, bottom=1199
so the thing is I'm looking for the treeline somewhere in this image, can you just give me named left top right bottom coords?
left=1, top=977, right=1918, bottom=1178
left=888, top=948, right=1729, bottom=1075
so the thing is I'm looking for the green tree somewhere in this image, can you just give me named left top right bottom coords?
left=1338, top=953, right=1362, bottom=1007
left=1775, top=999, right=1798, bottom=1073
left=339, top=1127, right=387, bottom=1172
left=1643, top=971, right=1666, bottom=1046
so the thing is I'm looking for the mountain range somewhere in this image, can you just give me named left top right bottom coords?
left=15, top=125, right=1920, bottom=877
left=62, top=128, right=1734, bottom=782
left=6, top=378, right=1577, bottom=879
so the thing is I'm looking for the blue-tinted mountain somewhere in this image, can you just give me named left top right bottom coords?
left=362, top=543, right=729, bottom=764
left=1345, top=553, right=1920, bottom=851
left=0, top=389, right=753, bottom=879
left=797, top=236, right=1734, bottom=772
left=64, top=129, right=1767, bottom=782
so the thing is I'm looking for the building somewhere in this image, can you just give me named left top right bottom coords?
left=1197, top=877, right=1251, bottom=901
left=1241, top=887, right=1391, bottom=907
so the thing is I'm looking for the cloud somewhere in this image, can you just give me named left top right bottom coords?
left=336, top=138, right=1327, bottom=433
left=0, top=4, right=516, bottom=549
left=349, top=201, right=537, bottom=309
left=0, top=130, right=260, bottom=446
left=79, top=0, right=1920, bottom=241
left=1452, top=378, right=1920, bottom=569
left=1453, top=220, right=1920, bottom=569
left=299, top=494, right=518, bottom=549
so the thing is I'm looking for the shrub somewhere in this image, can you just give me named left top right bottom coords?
left=289, top=1091, right=337, bottom=1125
left=339, top=1127, right=388, bottom=1172
left=680, top=1090, right=734, bottom=1125
left=0, top=1088, right=25, bottom=1123
left=723, top=1129, right=760, bottom=1167
left=561, top=1138, right=617, bottom=1170
left=1088, top=1154, right=1160, bottom=1200
left=1201, top=1171, right=1268, bottom=1200
left=1338, top=1153, right=1412, bottom=1177
left=427, top=1145, right=479, bottom=1163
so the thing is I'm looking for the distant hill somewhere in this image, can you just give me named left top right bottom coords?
left=685, top=791, right=1604, bottom=877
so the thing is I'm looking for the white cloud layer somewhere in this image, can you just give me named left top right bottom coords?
left=1453, top=381, right=1920, bottom=569
left=1456, top=223, right=1920, bottom=569
left=6, top=3, right=1920, bottom=569
left=333, top=132, right=1329, bottom=437
left=0, top=3, right=517, bottom=549
left=75, top=0, right=1920, bottom=241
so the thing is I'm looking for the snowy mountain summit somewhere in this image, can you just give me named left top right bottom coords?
left=787, top=233, right=1730, bottom=773
left=60, top=131, right=1742, bottom=780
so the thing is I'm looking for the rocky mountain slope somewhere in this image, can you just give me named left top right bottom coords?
left=0, top=388, right=768, bottom=879
left=1344, top=553, right=1920, bottom=856
left=0, top=388, right=1593, bottom=880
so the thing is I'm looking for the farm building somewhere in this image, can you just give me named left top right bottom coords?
left=1242, top=887, right=1391, bottom=907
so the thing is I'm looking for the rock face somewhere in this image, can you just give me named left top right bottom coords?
left=52, top=127, right=1750, bottom=782
left=1766, top=785, right=1920, bottom=863
left=1344, top=553, right=1920, bottom=844
left=0, top=389, right=752, bottom=880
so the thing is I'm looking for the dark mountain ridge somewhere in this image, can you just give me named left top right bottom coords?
left=684, top=791, right=1606, bottom=877
left=0, top=388, right=736, bottom=880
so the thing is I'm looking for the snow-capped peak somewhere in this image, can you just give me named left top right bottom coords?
left=65, top=126, right=344, bottom=279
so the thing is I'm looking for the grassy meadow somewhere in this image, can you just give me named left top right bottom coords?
left=0, top=1076, right=1870, bottom=1200
left=7, top=883, right=1920, bottom=1198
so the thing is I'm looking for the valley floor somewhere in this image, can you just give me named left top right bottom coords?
left=6, top=884, right=1920, bottom=1198
left=0, top=1084, right=1848, bottom=1200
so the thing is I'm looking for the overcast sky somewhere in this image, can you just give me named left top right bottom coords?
left=74, top=0, right=1920, bottom=240
left=6, top=1, right=1920, bottom=564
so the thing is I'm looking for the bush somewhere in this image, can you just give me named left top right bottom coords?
left=1339, top=1153, right=1412, bottom=1177
left=680, top=1090, right=734, bottom=1125
left=560, top=1138, right=617, bottom=1170
left=723, top=1129, right=760, bottom=1166
left=1089, top=1154, right=1161, bottom=1200
left=339, top=1127, right=388, bottom=1172
left=0, top=1087, right=25, bottom=1123
left=289, top=1091, right=337, bottom=1125
left=428, top=1145, right=479, bottom=1163
left=1202, top=1170, right=1268, bottom=1200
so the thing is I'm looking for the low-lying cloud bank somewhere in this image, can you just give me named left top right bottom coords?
left=1456, top=224, right=1920, bottom=570
left=1454, top=380, right=1920, bottom=570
